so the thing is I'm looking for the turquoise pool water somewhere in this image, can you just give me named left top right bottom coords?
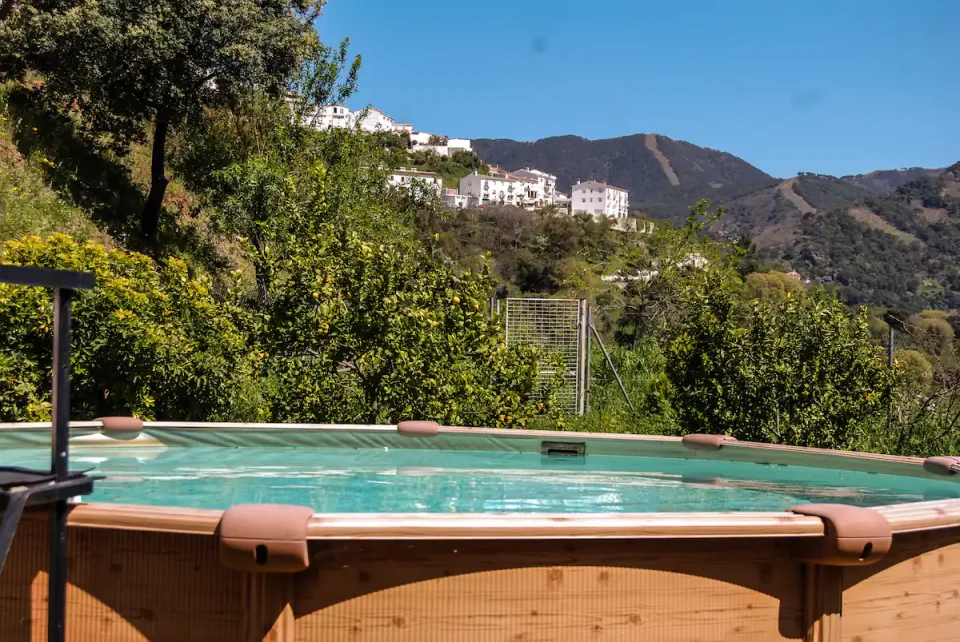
left=2, top=446, right=958, bottom=513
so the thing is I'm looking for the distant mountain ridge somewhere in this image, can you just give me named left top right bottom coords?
left=473, top=134, right=776, bottom=220
left=738, top=164, right=960, bottom=309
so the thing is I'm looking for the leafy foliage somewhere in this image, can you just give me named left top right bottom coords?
left=744, top=271, right=803, bottom=301
left=0, top=234, right=263, bottom=421
left=0, top=0, right=326, bottom=244
left=666, top=278, right=891, bottom=449
left=262, top=224, right=559, bottom=426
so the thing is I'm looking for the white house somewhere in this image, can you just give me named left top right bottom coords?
left=300, top=104, right=353, bottom=130
left=352, top=107, right=399, bottom=133
left=409, top=132, right=473, bottom=157
left=442, top=188, right=476, bottom=210
left=459, top=171, right=534, bottom=207
left=388, top=168, right=443, bottom=198
left=447, top=138, right=473, bottom=154
left=512, top=168, right=557, bottom=205
left=571, top=180, right=630, bottom=219
left=298, top=103, right=412, bottom=134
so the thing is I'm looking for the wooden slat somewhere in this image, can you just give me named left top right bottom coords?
left=0, top=517, right=247, bottom=641
left=841, top=527, right=960, bottom=642
left=293, top=538, right=806, bottom=642
left=306, top=511, right=825, bottom=539
left=804, top=565, right=842, bottom=642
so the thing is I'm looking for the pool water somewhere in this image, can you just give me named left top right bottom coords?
left=3, top=446, right=958, bottom=513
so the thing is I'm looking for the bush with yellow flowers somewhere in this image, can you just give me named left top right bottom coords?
left=0, top=234, right=264, bottom=421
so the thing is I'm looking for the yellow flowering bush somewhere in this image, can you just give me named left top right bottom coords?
left=0, top=234, right=263, bottom=420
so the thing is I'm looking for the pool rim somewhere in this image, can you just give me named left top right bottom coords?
left=3, top=418, right=959, bottom=544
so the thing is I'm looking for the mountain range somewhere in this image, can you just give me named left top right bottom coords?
left=474, top=134, right=959, bottom=310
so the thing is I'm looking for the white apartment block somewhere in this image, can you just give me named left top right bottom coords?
left=571, top=180, right=630, bottom=219
left=459, top=171, right=537, bottom=208
left=388, top=168, right=443, bottom=198
left=512, top=168, right=557, bottom=206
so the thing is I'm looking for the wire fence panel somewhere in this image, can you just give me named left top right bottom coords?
left=502, top=298, right=585, bottom=414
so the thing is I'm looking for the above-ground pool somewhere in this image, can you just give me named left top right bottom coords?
left=2, top=419, right=960, bottom=642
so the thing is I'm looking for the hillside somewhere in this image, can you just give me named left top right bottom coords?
left=840, top=167, right=939, bottom=194
left=763, top=163, right=960, bottom=309
left=473, top=134, right=776, bottom=220
left=718, top=173, right=876, bottom=247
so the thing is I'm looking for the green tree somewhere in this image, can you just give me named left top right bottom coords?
left=744, top=272, right=803, bottom=301
left=613, top=200, right=726, bottom=343
left=0, top=234, right=264, bottom=421
left=666, top=278, right=891, bottom=449
left=262, top=224, right=558, bottom=426
left=0, top=0, right=325, bottom=248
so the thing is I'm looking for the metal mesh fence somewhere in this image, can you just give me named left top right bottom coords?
left=501, top=298, right=584, bottom=414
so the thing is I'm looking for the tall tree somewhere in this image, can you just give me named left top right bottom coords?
left=0, top=0, right=325, bottom=249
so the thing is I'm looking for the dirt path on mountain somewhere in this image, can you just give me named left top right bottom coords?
left=778, top=178, right=816, bottom=214
left=645, top=134, right=680, bottom=186
left=849, top=206, right=920, bottom=243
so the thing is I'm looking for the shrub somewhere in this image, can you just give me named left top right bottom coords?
left=666, top=278, right=891, bottom=449
left=0, top=234, right=263, bottom=420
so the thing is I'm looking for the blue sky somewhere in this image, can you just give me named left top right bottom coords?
left=318, top=0, right=959, bottom=178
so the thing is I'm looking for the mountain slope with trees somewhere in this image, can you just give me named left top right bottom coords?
left=768, top=163, right=960, bottom=309
left=473, top=134, right=776, bottom=220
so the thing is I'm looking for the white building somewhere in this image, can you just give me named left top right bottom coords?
left=459, top=171, right=536, bottom=207
left=298, top=103, right=411, bottom=135
left=301, top=104, right=353, bottom=130
left=442, top=188, right=477, bottom=210
left=388, top=168, right=443, bottom=198
left=512, top=168, right=557, bottom=205
left=571, top=180, right=630, bottom=219
left=353, top=107, right=398, bottom=132
left=447, top=138, right=473, bottom=154
left=409, top=132, right=473, bottom=157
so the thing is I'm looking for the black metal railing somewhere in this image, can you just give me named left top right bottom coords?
left=0, top=265, right=98, bottom=642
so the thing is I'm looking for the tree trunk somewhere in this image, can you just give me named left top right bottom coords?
left=250, top=234, right=271, bottom=308
left=0, top=0, right=18, bottom=21
left=141, top=114, right=170, bottom=251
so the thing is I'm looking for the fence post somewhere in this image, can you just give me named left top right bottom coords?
left=584, top=305, right=592, bottom=414
left=887, top=324, right=895, bottom=435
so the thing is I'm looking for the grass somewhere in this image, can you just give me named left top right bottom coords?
left=0, top=118, right=104, bottom=244
left=0, top=84, right=241, bottom=287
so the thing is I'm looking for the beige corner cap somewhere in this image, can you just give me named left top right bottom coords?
left=97, top=416, right=144, bottom=434
left=788, top=503, right=892, bottom=566
left=219, top=504, right=314, bottom=573
left=923, top=456, right=960, bottom=476
left=397, top=420, right=441, bottom=437
left=681, top=433, right=737, bottom=451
